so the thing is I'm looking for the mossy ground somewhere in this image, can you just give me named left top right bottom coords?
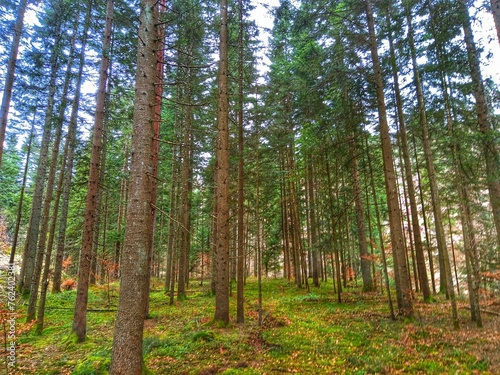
left=4, top=278, right=500, bottom=374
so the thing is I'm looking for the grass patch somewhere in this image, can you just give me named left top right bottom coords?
left=7, top=278, right=499, bottom=374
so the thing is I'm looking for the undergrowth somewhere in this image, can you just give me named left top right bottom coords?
left=4, top=278, right=499, bottom=374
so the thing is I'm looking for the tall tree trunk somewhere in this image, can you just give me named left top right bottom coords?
left=236, top=0, right=245, bottom=324
left=406, top=2, right=449, bottom=299
left=325, top=152, right=342, bottom=303
left=19, top=25, right=61, bottom=295
left=9, top=118, right=35, bottom=264
left=459, top=0, right=500, bottom=251
left=164, top=145, right=178, bottom=292
left=73, top=0, right=113, bottom=342
left=90, top=133, right=107, bottom=286
left=0, top=0, right=27, bottom=167
left=364, top=133, right=396, bottom=320
left=109, top=0, right=158, bottom=372
left=385, top=9, right=431, bottom=302
left=177, top=65, right=193, bottom=300
left=405, top=1, right=458, bottom=327
left=37, top=7, right=91, bottom=321
left=436, top=33, right=483, bottom=325
left=52, top=47, right=88, bottom=292
left=214, top=0, right=230, bottom=325
left=412, top=133, right=436, bottom=294
left=348, top=127, right=373, bottom=292
left=145, top=0, right=166, bottom=317
left=26, top=22, right=79, bottom=322
left=307, top=160, right=320, bottom=288
left=365, top=0, right=413, bottom=317
left=114, top=147, right=129, bottom=280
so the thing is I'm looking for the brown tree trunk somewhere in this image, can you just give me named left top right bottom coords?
left=459, top=0, right=500, bottom=251
left=0, top=0, right=27, bottom=167
left=437, top=37, right=483, bottom=326
left=236, top=0, right=245, bottom=324
left=214, top=0, right=230, bottom=325
left=9, top=119, right=35, bottom=264
left=385, top=9, right=431, bottom=302
left=348, top=126, right=373, bottom=292
left=52, top=37, right=87, bottom=292
left=114, top=148, right=129, bottom=280
left=90, top=135, right=107, bottom=286
left=145, top=0, right=166, bottom=318
left=19, top=25, right=61, bottom=295
left=406, top=1, right=459, bottom=326
left=27, top=23, right=79, bottom=323
left=109, top=0, right=158, bottom=373
left=325, top=152, right=342, bottom=303
left=73, top=0, right=113, bottom=342
left=364, top=133, right=396, bottom=320
left=37, top=11, right=91, bottom=321
left=164, top=145, right=179, bottom=292
left=365, top=0, right=413, bottom=317
left=307, top=160, right=320, bottom=288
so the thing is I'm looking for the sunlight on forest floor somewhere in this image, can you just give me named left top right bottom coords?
left=4, top=278, right=500, bottom=374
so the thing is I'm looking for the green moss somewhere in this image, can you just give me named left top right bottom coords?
left=71, top=352, right=111, bottom=375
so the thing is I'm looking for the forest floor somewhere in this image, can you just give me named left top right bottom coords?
left=3, top=277, right=500, bottom=375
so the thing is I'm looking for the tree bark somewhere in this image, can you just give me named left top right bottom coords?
left=109, top=0, right=158, bottom=373
left=365, top=0, right=413, bottom=317
left=19, top=25, right=61, bottom=295
left=348, top=128, right=373, bottom=292
left=27, top=21, right=79, bottom=323
left=214, top=0, right=230, bottom=325
left=52, top=46, right=87, bottom=292
left=9, top=118, right=35, bottom=264
left=236, top=0, right=245, bottom=324
left=459, top=0, right=500, bottom=251
left=385, top=9, right=431, bottom=301
left=73, top=0, right=113, bottom=342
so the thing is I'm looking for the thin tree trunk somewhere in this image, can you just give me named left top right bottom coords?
left=90, top=134, right=107, bottom=285
left=26, top=21, right=79, bottom=323
left=459, top=0, right=500, bottom=251
left=114, top=147, right=129, bottom=280
left=19, top=26, right=61, bottom=295
left=9, top=118, right=35, bottom=264
left=109, top=0, right=158, bottom=372
left=307, top=160, right=320, bottom=288
left=364, top=132, right=396, bottom=320
left=0, top=0, right=28, bottom=167
left=73, top=0, right=113, bottom=342
left=37, top=13, right=91, bottom=321
left=406, top=1, right=458, bottom=327
left=365, top=0, right=413, bottom=317
left=325, top=152, right=342, bottom=303
left=52, top=36, right=88, bottom=292
left=412, top=133, right=436, bottom=294
left=236, top=0, right=245, bottom=324
left=436, top=35, right=483, bottom=325
left=348, top=127, right=373, bottom=292
left=385, top=9, right=431, bottom=301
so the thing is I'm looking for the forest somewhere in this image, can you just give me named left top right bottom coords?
left=0, top=0, right=499, bottom=373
